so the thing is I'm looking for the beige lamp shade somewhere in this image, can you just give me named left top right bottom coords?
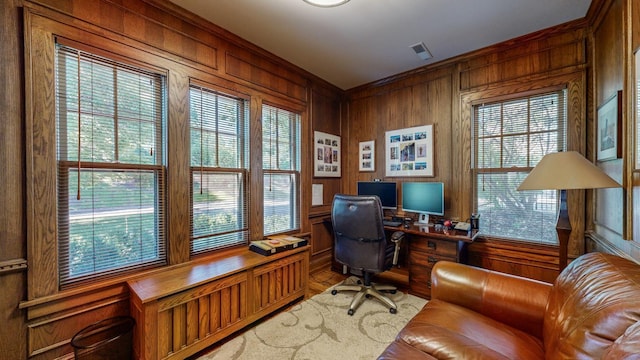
left=517, top=151, right=620, bottom=191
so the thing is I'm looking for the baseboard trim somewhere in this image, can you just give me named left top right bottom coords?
left=585, top=231, right=635, bottom=262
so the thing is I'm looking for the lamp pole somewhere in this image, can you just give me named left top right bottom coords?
left=556, top=189, right=570, bottom=271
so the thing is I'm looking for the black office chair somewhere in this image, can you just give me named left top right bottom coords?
left=330, top=194, right=400, bottom=315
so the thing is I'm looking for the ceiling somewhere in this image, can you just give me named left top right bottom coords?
left=168, top=0, right=592, bottom=90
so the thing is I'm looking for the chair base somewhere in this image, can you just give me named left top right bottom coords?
left=331, top=276, right=398, bottom=315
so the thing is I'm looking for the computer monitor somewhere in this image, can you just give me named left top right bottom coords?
left=357, top=181, right=397, bottom=210
left=401, top=181, right=444, bottom=224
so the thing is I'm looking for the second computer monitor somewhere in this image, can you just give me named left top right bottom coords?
left=401, top=181, right=444, bottom=224
left=357, top=181, right=397, bottom=209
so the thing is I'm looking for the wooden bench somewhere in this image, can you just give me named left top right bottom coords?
left=128, top=246, right=309, bottom=360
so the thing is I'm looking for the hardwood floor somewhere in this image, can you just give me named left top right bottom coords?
left=307, top=266, right=349, bottom=298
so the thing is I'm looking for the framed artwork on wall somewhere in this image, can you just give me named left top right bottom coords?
left=597, top=90, right=622, bottom=162
left=358, top=140, right=375, bottom=171
left=385, top=124, right=434, bottom=177
left=314, top=131, right=341, bottom=177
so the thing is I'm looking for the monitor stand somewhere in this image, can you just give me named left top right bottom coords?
left=416, top=213, right=430, bottom=225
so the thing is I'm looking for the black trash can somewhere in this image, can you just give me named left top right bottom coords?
left=71, top=316, right=135, bottom=360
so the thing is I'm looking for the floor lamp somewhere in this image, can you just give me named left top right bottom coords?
left=517, top=151, right=620, bottom=271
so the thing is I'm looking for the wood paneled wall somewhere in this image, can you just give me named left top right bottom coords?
left=307, top=86, right=343, bottom=271
left=1, top=0, right=29, bottom=359
left=8, top=0, right=341, bottom=358
left=586, top=0, right=640, bottom=261
left=345, top=67, right=457, bottom=215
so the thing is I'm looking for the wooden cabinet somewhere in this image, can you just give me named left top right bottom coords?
left=395, top=226, right=475, bottom=299
left=128, top=247, right=309, bottom=360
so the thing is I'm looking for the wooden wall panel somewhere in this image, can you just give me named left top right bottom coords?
left=345, top=96, right=380, bottom=192
left=307, top=87, right=342, bottom=271
left=0, top=1, right=28, bottom=359
left=226, top=51, right=307, bottom=102
left=25, top=23, right=59, bottom=299
left=591, top=0, right=630, bottom=246
left=460, top=25, right=587, bottom=91
left=634, top=0, right=640, bottom=51
left=1, top=0, right=26, bottom=264
left=308, top=87, right=342, bottom=214
left=309, top=215, right=333, bottom=272
left=345, top=75, right=456, bottom=221
left=594, top=0, right=623, bottom=106
left=167, top=70, right=191, bottom=264
left=36, top=0, right=221, bottom=71
left=25, top=287, right=130, bottom=359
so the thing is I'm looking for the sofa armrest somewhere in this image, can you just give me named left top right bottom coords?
left=431, top=261, right=552, bottom=339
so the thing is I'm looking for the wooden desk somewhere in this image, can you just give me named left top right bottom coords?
left=385, top=224, right=477, bottom=299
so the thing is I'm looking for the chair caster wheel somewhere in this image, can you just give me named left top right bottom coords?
left=365, top=294, right=371, bottom=299
left=331, top=290, right=337, bottom=295
left=389, top=308, right=397, bottom=314
left=348, top=309, right=355, bottom=316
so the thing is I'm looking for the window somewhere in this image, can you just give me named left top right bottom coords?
left=189, top=85, right=249, bottom=255
left=262, top=104, right=301, bottom=235
left=55, top=44, right=166, bottom=286
left=472, top=89, right=567, bottom=244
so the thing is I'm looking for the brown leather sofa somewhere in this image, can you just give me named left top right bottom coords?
left=378, top=252, right=640, bottom=359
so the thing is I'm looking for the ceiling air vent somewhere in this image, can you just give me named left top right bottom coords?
left=410, top=42, right=432, bottom=61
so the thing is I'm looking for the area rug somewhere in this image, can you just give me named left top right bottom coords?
left=198, top=277, right=427, bottom=360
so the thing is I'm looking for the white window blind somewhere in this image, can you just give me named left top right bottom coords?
left=56, top=43, right=166, bottom=286
left=262, top=104, right=301, bottom=235
left=189, top=85, right=249, bottom=255
left=473, top=89, right=567, bottom=244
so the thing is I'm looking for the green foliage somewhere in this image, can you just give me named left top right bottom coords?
left=264, top=214, right=293, bottom=235
left=193, top=212, right=237, bottom=235
left=68, top=214, right=159, bottom=277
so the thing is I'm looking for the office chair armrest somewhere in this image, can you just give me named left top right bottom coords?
left=390, top=231, right=404, bottom=266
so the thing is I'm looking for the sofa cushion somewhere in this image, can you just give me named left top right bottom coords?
left=544, top=252, right=640, bottom=359
left=377, top=339, right=438, bottom=360
left=394, top=299, right=544, bottom=360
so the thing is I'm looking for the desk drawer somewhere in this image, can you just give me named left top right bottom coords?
left=409, top=265, right=432, bottom=299
left=408, top=252, right=454, bottom=299
left=410, top=238, right=458, bottom=258
left=409, top=250, right=454, bottom=268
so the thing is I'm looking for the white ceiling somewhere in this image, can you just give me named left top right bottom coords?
left=169, top=0, right=592, bottom=90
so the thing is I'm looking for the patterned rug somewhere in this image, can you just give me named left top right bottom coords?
left=197, top=277, right=427, bottom=360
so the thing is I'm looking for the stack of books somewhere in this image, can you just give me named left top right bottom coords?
left=249, top=235, right=308, bottom=256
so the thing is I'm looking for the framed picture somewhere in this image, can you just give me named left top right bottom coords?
left=385, top=124, right=434, bottom=177
left=358, top=140, right=375, bottom=171
left=314, top=131, right=341, bottom=177
left=597, top=90, right=622, bottom=162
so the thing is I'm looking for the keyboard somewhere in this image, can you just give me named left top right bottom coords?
left=383, top=220, right=402, bottom=227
